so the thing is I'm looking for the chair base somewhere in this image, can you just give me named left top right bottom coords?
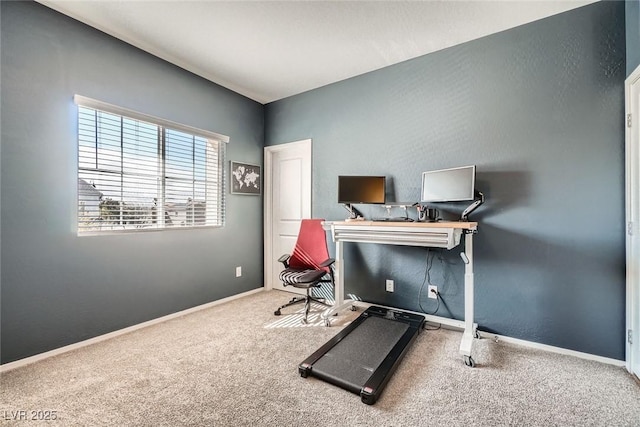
left=274, top=296, right=306, bottom=315
left=274, top=291, right=332, bottom=323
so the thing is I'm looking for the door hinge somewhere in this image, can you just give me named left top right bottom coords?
left=629, top=329, right=633, bottom=345
left=629, top=222, right=634, bottom=236
left=628, top=113, right=633, bottom=128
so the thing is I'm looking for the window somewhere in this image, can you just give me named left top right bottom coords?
left=75, top=96, right=228, bottom=235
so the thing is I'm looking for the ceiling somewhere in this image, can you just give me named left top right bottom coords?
left=37, top=1, right=597, bottom=104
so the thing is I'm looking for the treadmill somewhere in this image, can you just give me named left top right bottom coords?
left=299, top=306, right=425, bottom=405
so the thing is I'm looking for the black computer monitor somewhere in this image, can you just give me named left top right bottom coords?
left=338, top=176, right=386, bottom=204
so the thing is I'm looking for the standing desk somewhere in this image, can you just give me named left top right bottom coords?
left=321, top=220, right=479, bottom=367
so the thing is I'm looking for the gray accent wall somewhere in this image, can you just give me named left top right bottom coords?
left=0, top=0, right=629, bottom=365
left=265, top=2, right=626, bottom=359
left=628, top=0, right=640, bottom=75
left=1, top=2, right=264, bottom=364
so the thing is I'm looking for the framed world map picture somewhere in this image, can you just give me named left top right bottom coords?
left=230, top=161, right=261, bottom=195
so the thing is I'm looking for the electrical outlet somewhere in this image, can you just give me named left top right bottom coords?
left=235, top=266, right=242, bottom=277
left=385, top=279, right=394, bottom=292
left=428, top=285, right=438, bottom=299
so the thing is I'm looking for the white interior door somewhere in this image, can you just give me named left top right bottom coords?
left=626, top=66, right=640, bottom=379
left=264, top=139, right=312, bottom=293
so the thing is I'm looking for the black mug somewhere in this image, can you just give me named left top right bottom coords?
left=418, top=207, right=438, bottom=222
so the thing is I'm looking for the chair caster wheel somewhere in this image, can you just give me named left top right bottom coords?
left=274, top=310, right=281, bottom=316
left=464, top=355, right=476, bottom=367
left=324, top=318, right=332, bottom=327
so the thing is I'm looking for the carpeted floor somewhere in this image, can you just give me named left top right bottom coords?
left=1, top=290, right=639, bottom=426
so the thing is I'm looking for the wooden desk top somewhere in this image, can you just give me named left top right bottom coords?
left=326, top=220, right=477, bottom=230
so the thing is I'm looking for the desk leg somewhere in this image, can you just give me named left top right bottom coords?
left=459, top=231, right=477, bottom=366
left=335, top=239, right=344, bottom=307
left=321, top=240, right=354, bottom=325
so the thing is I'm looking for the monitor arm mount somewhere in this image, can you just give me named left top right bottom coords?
left=461, top=190, right=484, bottom=221
left=343, top=203, right=364, bottom=220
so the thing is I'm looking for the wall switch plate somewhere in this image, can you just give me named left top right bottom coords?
left=385, top=279, right=394, bottom=292
left=235, top=266, right=242, bottom=277
left=428, top=285, right=438, bottom=299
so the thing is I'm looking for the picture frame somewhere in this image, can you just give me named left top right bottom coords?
left=230, top=161, right=261, bottom=195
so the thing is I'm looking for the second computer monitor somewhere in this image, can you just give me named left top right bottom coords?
left=421, top=165, right=475, bottom=203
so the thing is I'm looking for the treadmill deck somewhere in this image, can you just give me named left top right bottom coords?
left=299, top=306, right=425, bottom=404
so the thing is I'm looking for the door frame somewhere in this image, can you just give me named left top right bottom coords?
left=626, top=65, right=640, bottom=376
left=264, top=139, right=312, bottom=290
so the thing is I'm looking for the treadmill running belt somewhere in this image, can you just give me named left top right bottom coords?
left=299, top=306, right=424, bottom=404
left=311, top=316, right=409, bottom=390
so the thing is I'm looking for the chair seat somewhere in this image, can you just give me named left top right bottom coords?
left=279, top=268, right=326, bottom=288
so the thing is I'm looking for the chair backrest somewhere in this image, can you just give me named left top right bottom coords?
left=288, top=219, right=330, bottom=271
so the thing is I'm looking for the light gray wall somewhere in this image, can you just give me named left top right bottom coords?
left=628, top=0, right=640, bottom=76
left=266, top=2, right=626, bottom=359
left=1, top=2, right=264, bottom=363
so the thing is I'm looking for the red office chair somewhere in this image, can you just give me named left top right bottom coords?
left=274, top=219, right=335, bottom=323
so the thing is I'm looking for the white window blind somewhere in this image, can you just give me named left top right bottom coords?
left=75, top=95, right=228, bottom=235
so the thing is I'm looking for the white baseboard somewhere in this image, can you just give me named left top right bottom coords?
left=355, top=301, right=625, bottom=367
left=477, top=331, right=626, bottom=367
left=2, top=288, right=626, bottom=372
left=0, top=288, right=264, bottom=373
